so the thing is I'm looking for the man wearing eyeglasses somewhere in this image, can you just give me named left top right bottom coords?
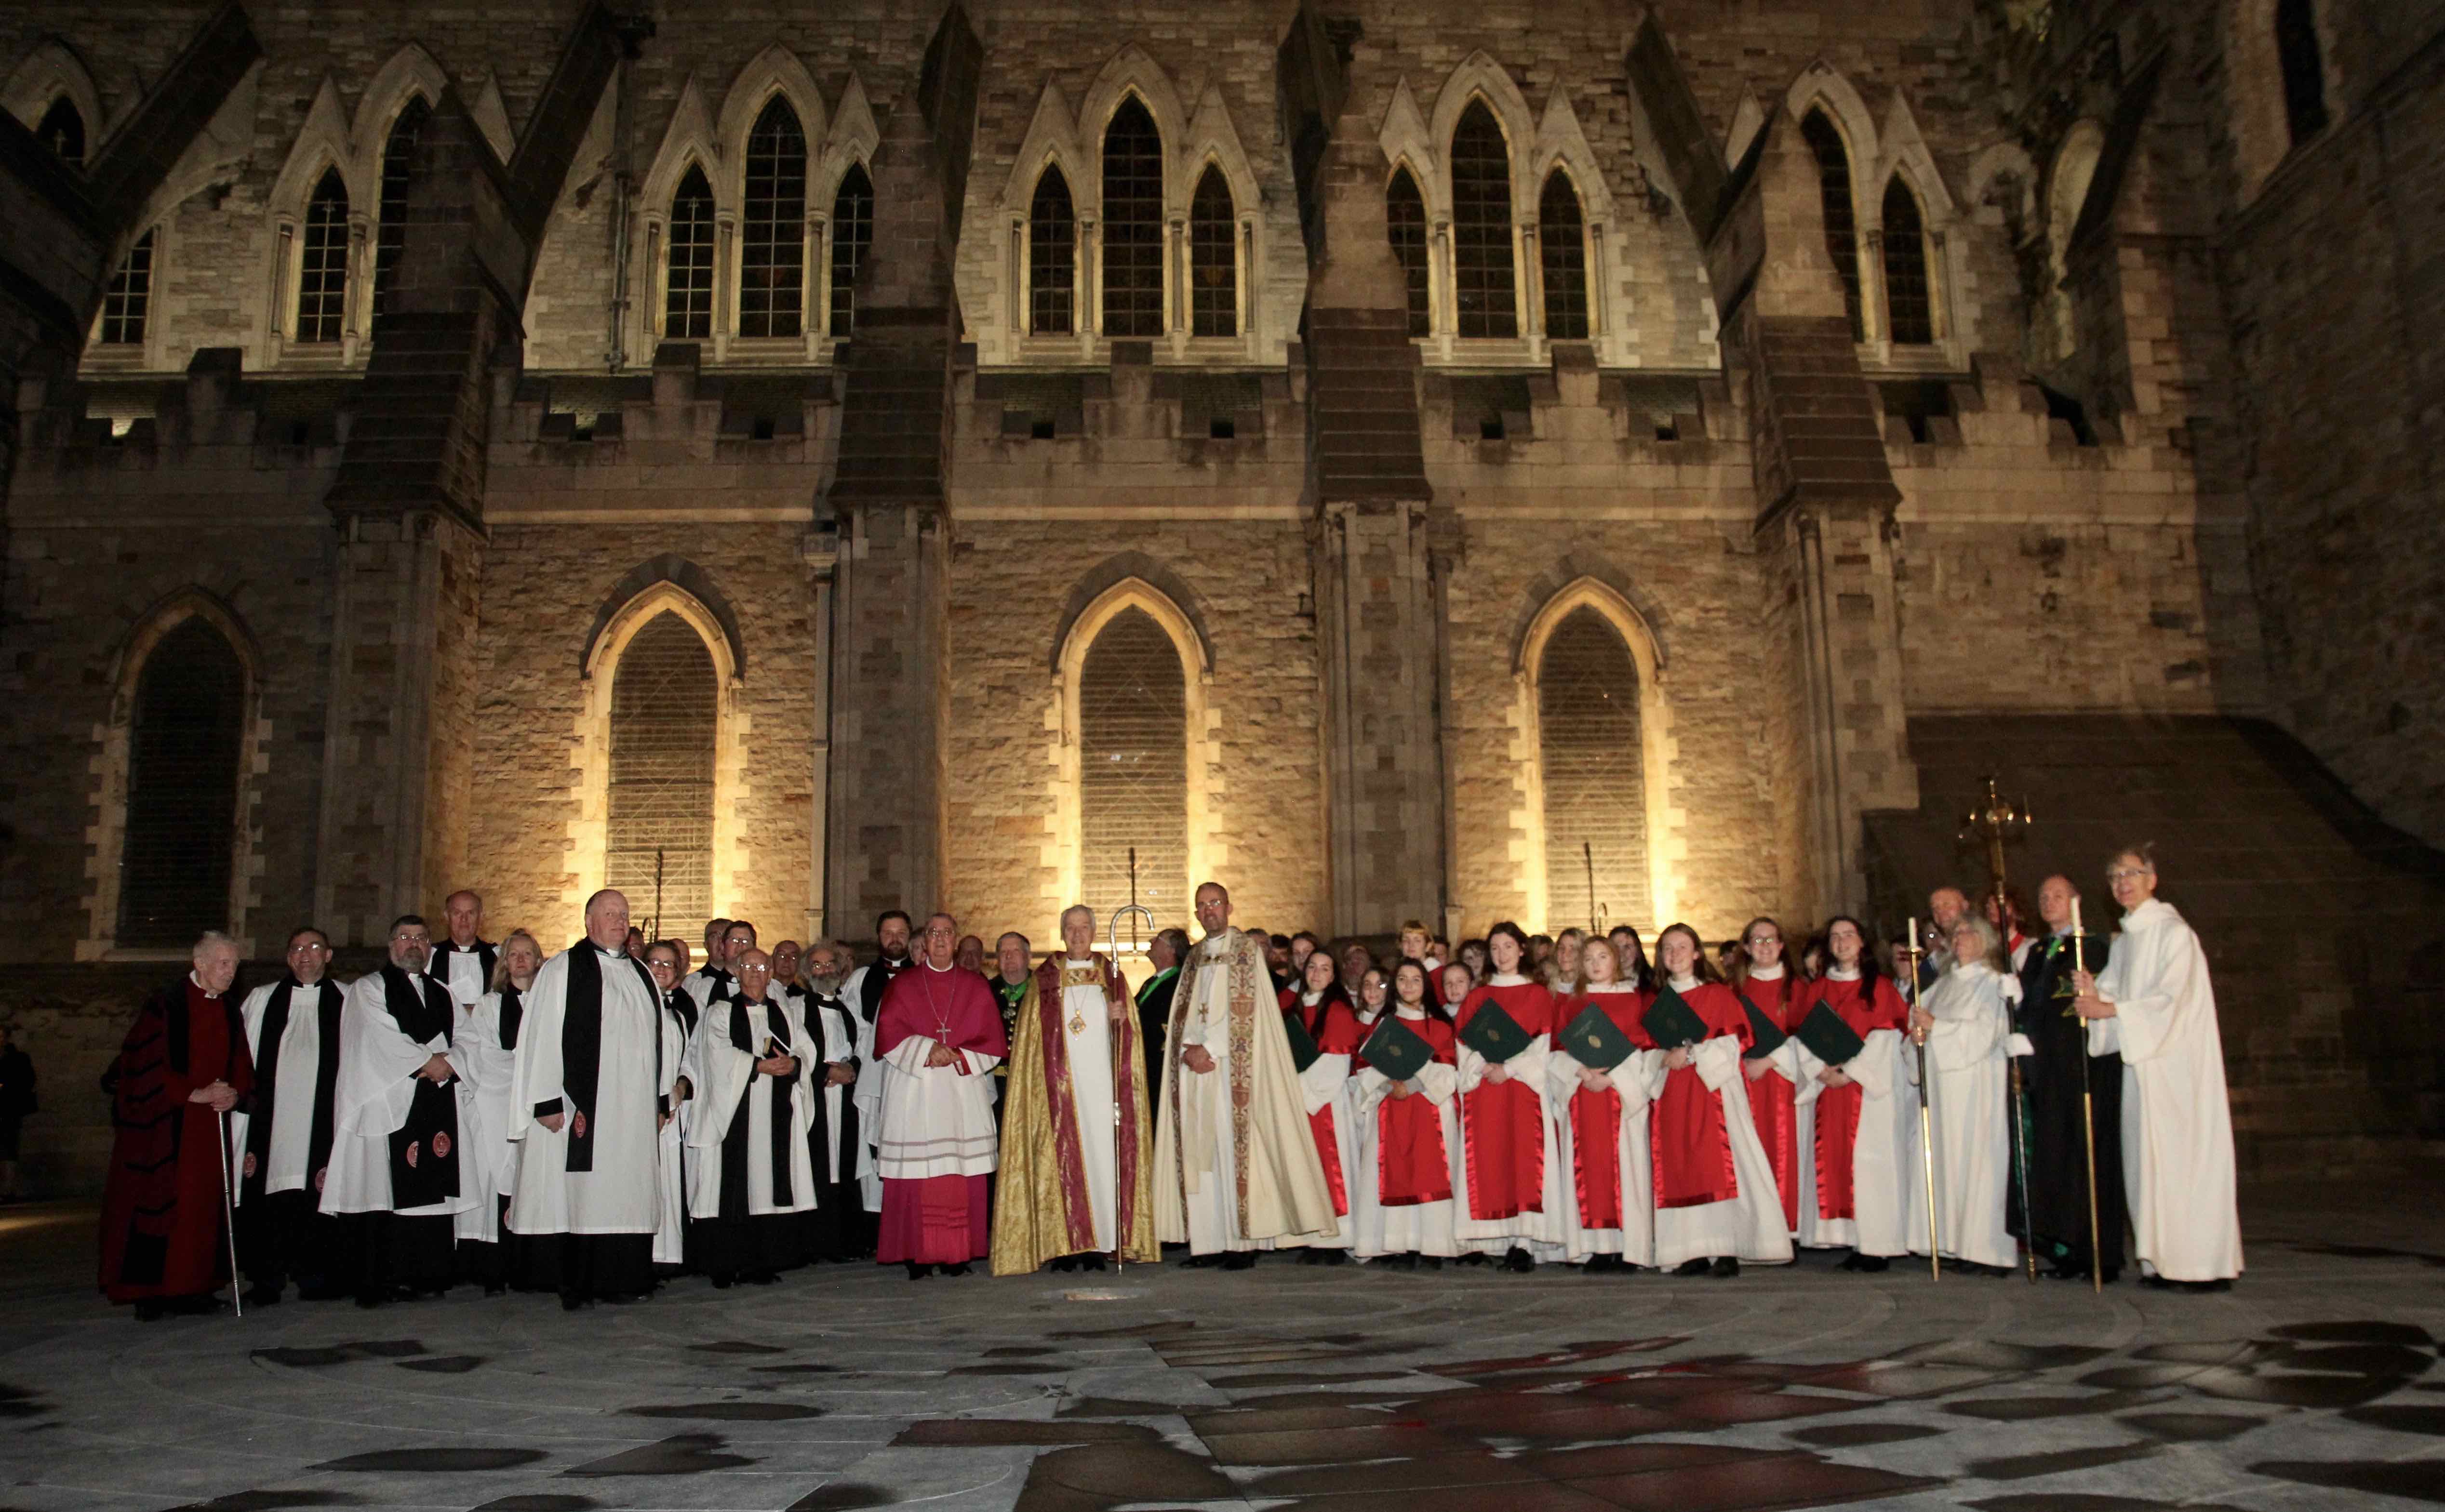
left=231, top=927, right=350, bottom=1303
left=322, top=915, right=477, bottom=1307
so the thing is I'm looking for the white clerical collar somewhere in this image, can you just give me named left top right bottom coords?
left=294, top=978, right=325, bottom=991
left=189, top=970, right=223, bottom=998
left=1066, top=957, right=1094, bottom=967
left=1750, top=964, right=1785, bottom=981
left=1203, top=934, right=1231, bottom=955
left=923, top=959, right=954, bottom=972
left=1667, top=973, right=1698, bottom=992
left=1488, top=971, right=1527, bottom=986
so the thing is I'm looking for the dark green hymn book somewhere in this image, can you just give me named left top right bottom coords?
left=1559, top=999, right=1637, bottom=1070
left=1458, top=1000, right=1534, bottom=1064
left=1360, top=1015, right=1434, bottom=1083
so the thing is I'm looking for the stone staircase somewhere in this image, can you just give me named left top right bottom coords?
left=1863, top=713, right=2445, bottom=1180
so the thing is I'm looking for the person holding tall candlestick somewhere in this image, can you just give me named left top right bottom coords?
left=2016, top=876, right=2125, bottom=1283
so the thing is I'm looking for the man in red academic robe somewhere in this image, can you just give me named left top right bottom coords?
left=873, top=913, right=1007, bottom=1278
left=100, top=932, right=254, bottom=1320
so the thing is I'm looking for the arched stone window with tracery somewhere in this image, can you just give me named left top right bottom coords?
left=1801, top=111, right=1864, bottom=341
left=1388, top=166, right=1431, bottom=337
left=1539, top=169, right=1590, bottom=340
left=100, top=229, right=155, bottom=346
left=829, top=161, right=873, bottom=337
left=1029, top=164, right=1076, bottom=335
left=605, top=612, right=718, bottom=945
left=1535, top=606, right=1649, bottom=933
left=372, top=96, right=431, bottom=320
left=2277, top=0, right=2329, bottom=145
left=1882, top=176, right=1935, bottom=345
left=1102, top=97, right=1165, bottom=337
left=1077, top=607, right=1189, bottom=924
left=1189, top=165, right=1237, bottom=338
left=739, top=97, right=808, bottom=339
left=1450, top=100, right=1517, bottom=339
left=294, top=169, right=351, bottom=345
left=666, top=166, right=717, bottom=339
left=118, top=618, right=246, bottom=947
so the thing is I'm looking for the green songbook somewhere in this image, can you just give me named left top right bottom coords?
left=1793, top=1000, right=1867, bottom=1066
left=1281, top=1007, right=1322, bottom=1074
left=1458, top=999, right=1535, bottom=1064
left=1734, top=990, right=1789, bottom=1058
left=1559, top=999, right=1637, bottom=1071
left=1360, top=1015, right=1434, bottom=1083
left=1641, top=986, right=1709, bottom=1050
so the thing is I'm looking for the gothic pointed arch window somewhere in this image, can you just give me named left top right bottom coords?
left=1882, top=175, right=1935, bottom=345
left=1387, top=166, right=1430, bottom=337
left=1029, top=164, right=1076, bottom=335
left=1077, top=605, right=1189, bottom=926
left=1536, top=606, right=1649, bottom=932
left=2277, top=0, right=2329, bottom=144
left=118, top=618, right=245, bottom=947
left=739, top=97, right=808, bottom=339
left=666, top=165, right=716, bottom=338
left=36, top=96, right=83, bottom=167
left=100, top=228, right=156, bottom=346
left=295, top=169, right=350, bottom=344
left=1451, top=100, right=1517, bottom=339
left=1539, top=169, right=1590, bottom=340
left=605, top=610, right=718, bottom=946
left=1801, top=111, right=1864, bottom=341
left=372, top=95, right=431, bottom=320
left=829, top=160, right=873, bottom=337
left=1102, top=97, right=1164, bottom=337
left=1189, top=165, right=1236, bottom=338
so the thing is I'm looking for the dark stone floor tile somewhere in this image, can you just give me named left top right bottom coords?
left=313, top=1448, right=547, bottom=1472
left=624, top=1402, right=826, bottom=1420
left=560, top=1432, right=756, bottom=1475
left=1965, top=1442, right=2160, bottom=1480
left=2249, top=1459, right=2445, bottom=1503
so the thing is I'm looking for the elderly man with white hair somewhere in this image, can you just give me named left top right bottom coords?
left=100, top=931, right=252, bottom=1319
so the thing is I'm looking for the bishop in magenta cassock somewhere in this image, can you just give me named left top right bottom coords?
left=99, top=933, right=252, bottom=1319
left=873, top=914, right=1006, bottom=1278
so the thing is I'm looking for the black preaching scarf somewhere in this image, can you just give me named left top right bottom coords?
left=381, top=965, right=461, bottom=1210
left=497, top=984, right=524, bottom=1050
left=242, top=977, right=345, bottom=1201
left=804, top=991, right=858, bottom=1181
left=432, top=939, right=498, bottom=995
left=728, top=995, right=797, bottom=1207
left=553, top=946, right=658, bottom=1173
left=857, top=955, right=909, bottom=1025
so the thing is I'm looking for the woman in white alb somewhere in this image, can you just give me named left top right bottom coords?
left=1907, top=913, right=2024, bottom=1273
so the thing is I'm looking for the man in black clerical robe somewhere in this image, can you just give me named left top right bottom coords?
left=1134, top=928, right=1188, bottom=1115
left=2013, top=874, right=2126, bottom=1283
left=233, top=927, right=349, bottom=1302
left=799, top=942, right=866, bottom=1259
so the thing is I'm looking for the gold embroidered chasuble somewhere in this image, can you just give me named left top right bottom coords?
left=989, top=954, right=1158, bottom=1273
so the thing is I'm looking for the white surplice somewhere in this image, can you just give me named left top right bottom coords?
left=2091, top=898, right=2243, bottom=1282
left=1290, top=989, right=1358, bottom=1252
left=1544, top=985, right=1655, bottom=1265
left=1632, top=977, right=1794, bottom=1268
left=1057, top=963, right=1120, bottom=1250
left=842, top=958, right=909, bottom=1212
left=1790, top=980, right=1915, bottom=1258
left=230, top=980, right=334, bottom=1202
left=452, top=989, right=523, bottom=1242
left=684, top=995, right=821, bottom=1219
left=1349, top=1008, right=1462, bottom=1260
left=321, top=971, right=478, bottom=1219
left=507, top=946, right=668, bottom=1238
left=1907, top=963, right=2017, bottom=1270
left=654, top=992, right=695, bottom=1264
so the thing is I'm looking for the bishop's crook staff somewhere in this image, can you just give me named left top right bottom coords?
left=2071, top=895, right=2104, bottom=1295
left=1966, top=777, right=2039, bottom=1283
left=1108, top=901, right=1156, bottom=1275
left=1904, top=917, right=1940, bottom=1281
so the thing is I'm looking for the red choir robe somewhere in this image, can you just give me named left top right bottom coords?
left=1454, top=979, right=1556, bottom=1222
left=1358, top=1012, right=1457, bottom=1207
left=1280, top=987, right=1363, bottom=1216
left=1633, top=981, right=1752, bottom=1209
left=1731, top=970, right=1806, bottom=1230
left=873, top=965, right=1008, bottom=1265
left=1554, top=989, right=1648, bottom=1230
left=100, top=978, right=255, bottom=1304
left=1810, top=973, right=1911, bottom=1221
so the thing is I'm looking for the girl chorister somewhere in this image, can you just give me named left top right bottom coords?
left=1281, top=951, right=1363, bottom=1262
left=1452, top=923, right=1562, bottom=1272
left=1790, top=916, right=1914, bottom=1270
left=1349, top=960, right=1461, bottom=1268
left=1545, top=937, right=1653, bottom=1272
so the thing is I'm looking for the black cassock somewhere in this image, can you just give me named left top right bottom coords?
left=2013, top=931, right=2126, bottom=1278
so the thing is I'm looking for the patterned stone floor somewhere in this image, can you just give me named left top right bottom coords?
left=2, top=1180, right=2442, bottom=1512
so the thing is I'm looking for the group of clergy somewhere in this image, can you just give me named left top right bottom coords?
left=94, top=845, right=2241, bottom=1319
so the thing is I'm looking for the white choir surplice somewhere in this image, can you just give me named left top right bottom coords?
left=1349, top=1007, right=1462, bottom=1259
left=1543, top=984, right=1655, bottom=1265
left=1907, top=962, right=2019, bottom=1270
left=802, top=991, right=862, bottom=1185
left=683, top=995, right=821, bottom=1220
left=2090, top=898, right=2243, bottom=1282
left=1291, top=988, right=1358, bottom=1252
left=1789, top=971, right=1915, bottom=1257
left=321, top=972, right=479, bottom=1220
left=230, top=980, right=331, bottom=1202
left=654, top=993, right=694, bottom=1265
left=1631, top=976, right=1793, bottom=1268
left=507, top=945, right=668, bottom=1239
left=1056, top=961, right=1120, bottom=1250
left=439, top=948, right=489, bottom=1012
left=1451, top=974, right=1563, bottom=1258
left=453, top=988, right=522, bottom=1243
left=842, top=959, right=907, bottom=1212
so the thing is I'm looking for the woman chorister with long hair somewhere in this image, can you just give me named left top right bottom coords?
left=1349, top=959, right=1461, bottom=1268
left=1632, top=923, right=1794, bottom=1276
left=1907, top=912, right=2023, bottom=1274
left=457, top=929, right=542, bottom=1293
left=1282, top=949, right=1362, bottom=1262
left=1545, top=937, right=1654, bottom=1272
left=1452, top=922, right=1562, bottom=1271
left=643, top=940, right=696, bottom=1274
left=1789, top=917, right=1914, bottom=1269
left=1727, top=917, right=1809, bottom=1239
